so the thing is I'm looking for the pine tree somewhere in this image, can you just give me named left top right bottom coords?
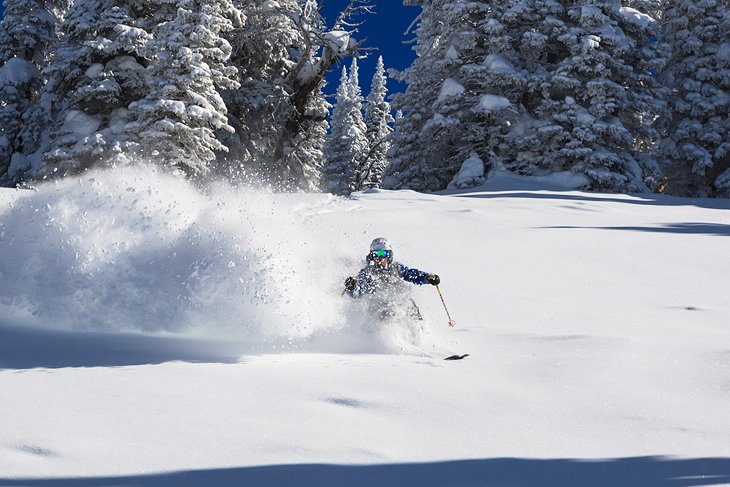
left=222, top=0, right=312, bottom=186
left=502, top=0, right=668, bottom=192
left=37, top=0, right=153, bottom=178
left=384, top=0, right=516, bottom=191
left=384, top=0, right=459, bottom=191
left=127, top=0, right=242, bottom=177
left=0, top=0, right=61, bottom=183
left=322, top=66, right=356, bottom=194
left=429, top=1, right=519, bottom=190
left=346, top=56, right=370, bottom=182
left=659, top=0, right=730, bottom=197
left=321, top=60, right=368, bottom=195
left=0, top=0, right=58, bottom=65
left=0, top=59, right=40, bottom=181
left=223, top=0, right=367, bottom=190
left=284, top=0, right=332, bottom=190
left=386, top=0, right=668, bottom=193
left=360, top=55, right=393, bottom=189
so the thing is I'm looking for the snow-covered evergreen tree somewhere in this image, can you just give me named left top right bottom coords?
left=428, top=2, right=521, bottom=190
left=0, top=59, right=40, bottom=180
left=503, top=1, right=669, bottom=192
left=386, top=0, right=668, bottom=193
left=321, top=59, right=368, bottom=195
left=0, top=0, right=61, bottom=183
left=346, top=57, right=370, bottom=184
left=36, top=0, right=153, bottom=178
left=384, top=0, right=516, bottom=191
left=658, top=0, right=730, bottom=197
left=360, top=55, right=393, bottom=188
left=224, top=0, right=365, bottom=190
left=617, top=3, right=671, bottom=188
left=0, top=0, right=58, bottom=65
left=383, top=0, right=458, bottom=191
left=524, top=2, right=666, bottom=190
left=126, top=0, right=242, bottom=177
left=282, top=0, right=333, bottom=190
left=218, top=0, right=301, bottom=185
left=322, top=67, right=357, bottom=194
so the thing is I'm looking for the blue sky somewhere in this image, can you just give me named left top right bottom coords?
left=0, top=1, right=420, bottom=97
left=319, top=1, right=420, bottom=97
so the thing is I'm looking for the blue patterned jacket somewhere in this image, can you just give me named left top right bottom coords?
left=347, top=261, right=430, bottom=297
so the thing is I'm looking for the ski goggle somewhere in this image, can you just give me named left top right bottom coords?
left=371, top=250, right=391, bottom=259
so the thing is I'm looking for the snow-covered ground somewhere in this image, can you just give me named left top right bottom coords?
left=1, top=167, right=729, bottom=486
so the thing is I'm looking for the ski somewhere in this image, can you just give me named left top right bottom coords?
left=443, top=354, right=470, bottom=361
left=400, top=343, right=469, bottom=361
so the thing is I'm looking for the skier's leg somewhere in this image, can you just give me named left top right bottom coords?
left=408, top=298, right=423, bottom=321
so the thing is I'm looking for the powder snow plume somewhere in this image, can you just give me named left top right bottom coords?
left=0, top=166, right=366, bottom=349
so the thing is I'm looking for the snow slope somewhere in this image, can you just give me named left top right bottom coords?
left=1, top=167, right=729, bottom=486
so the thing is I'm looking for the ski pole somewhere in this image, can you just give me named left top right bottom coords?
left=436, top=285, right=456, bottom=327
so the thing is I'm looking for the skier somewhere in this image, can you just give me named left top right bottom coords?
left=344, top=238, right=440, bottom=304
left=344, top=239, right=464, bottom=357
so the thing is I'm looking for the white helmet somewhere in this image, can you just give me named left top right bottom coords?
left=368, top=238, right=393, bottom=266
left=370, top=237, right=392, bottom=253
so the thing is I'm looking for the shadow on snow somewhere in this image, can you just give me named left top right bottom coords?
left=451, top=190, right=730, bottom=211
left=541, top=223, right=730, bottom=237
left=0, top=321, right=242, bottom=370
left=442, top=188, right=730, bottom=236
left=1, top=456, right=729, bottom=486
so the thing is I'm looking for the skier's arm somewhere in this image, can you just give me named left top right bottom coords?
left=397, top=264, right=431, bottom=285
left=344, top=269, right=372, bottom=297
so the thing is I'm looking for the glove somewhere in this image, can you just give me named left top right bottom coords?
left=427, top=274, right=440, bottom=286
left=344, top=276, right=357, bottom=292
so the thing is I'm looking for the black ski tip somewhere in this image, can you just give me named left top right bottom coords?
left=444, top=354, right=470, bottom=361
